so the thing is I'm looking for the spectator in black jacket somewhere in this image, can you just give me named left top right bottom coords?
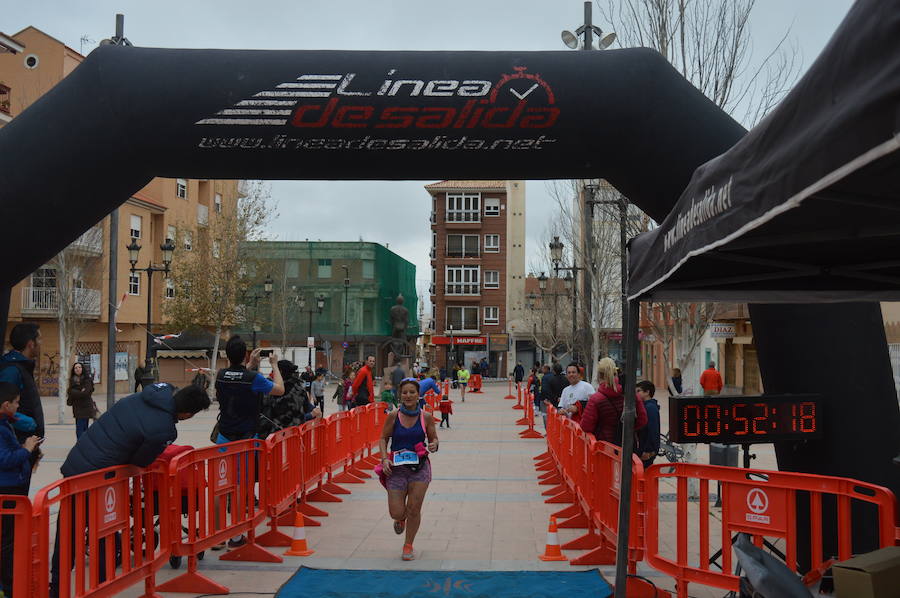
left=636, top=380, right=661, bottom=469
left=540, top=362, right=566, bottom=427
left=50, top=383, right=210, bottom=598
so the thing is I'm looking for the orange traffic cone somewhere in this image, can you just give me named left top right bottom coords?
left=284, top=511, right=315, bottom=556
left=538, top=515, right=568, bottom=561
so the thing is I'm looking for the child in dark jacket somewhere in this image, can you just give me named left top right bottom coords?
left=0, top=382, right=42, bottom=595
left=636, top=380, right=661, bottom=469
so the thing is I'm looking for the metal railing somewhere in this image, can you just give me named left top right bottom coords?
left=21, top=287, right=101, bottom=316
left=445, top=283, right=480, bottom=295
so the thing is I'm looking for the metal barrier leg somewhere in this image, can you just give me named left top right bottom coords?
left=551, top=504, right=582, bottom=519
left=156, top=555, right=229, bottom=595
left=219, top=528, right=282, bottom=563
left=557, top=512, right=590, bottom=529
left=306, top=485, right=343, bottom=503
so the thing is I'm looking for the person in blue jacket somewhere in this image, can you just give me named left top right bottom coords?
left=417, top=374, right=442, bottom=409
left=636, top=380, right=661, bottom=469
left=0, top=382, right=42, bottom=595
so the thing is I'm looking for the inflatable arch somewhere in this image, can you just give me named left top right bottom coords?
left=1, top=47, right=895, bottom=542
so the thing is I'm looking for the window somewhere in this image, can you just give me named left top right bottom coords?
left=484, top=234, right=500, bottom=253
left=166, top=225, right=176, bottom=244
left=128, top=273, right=140, bottom=295
left=484, top=306, right=499, bottom=325
left=183, top=231, right=192, bottom=251
left=212, top=239, right=221, bottom=258
left=446, top=306, right=479, bottom=331
left=446, top=234, right=479, bottom=258
left=362, top=260, right=375, bottom=279
left=285, top=260, right=299, bottom=278
left=214, top=193, right=222, bottom=213
left=446, top=265, right=480, bottom=295
left=165, top=278, right=175, bottom=298
left=484, top=198, right=501, bottom=216
left=197, top=204, right=209, bottom=226
left=446, top=192, right=481, bottom=222
left=176, top=178, right=187, bottom=199
left=484, top=270, right=500, bottom=289
left=130, top=215, right=142, bottom=239
left=32, top=267, right=57, bottom=288
left=317, top=258, right=332, bottom=278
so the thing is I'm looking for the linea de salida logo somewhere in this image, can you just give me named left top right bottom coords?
left=196, top=66, right=558, bottom=130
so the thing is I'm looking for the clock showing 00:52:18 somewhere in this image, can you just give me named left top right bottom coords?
left=667, top=395, right=823, bottom=444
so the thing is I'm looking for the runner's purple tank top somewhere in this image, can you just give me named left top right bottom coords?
left=391, top=412, right=426, bottom=452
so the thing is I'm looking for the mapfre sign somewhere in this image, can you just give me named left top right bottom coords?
left=431, top=336, right=487, bottom=346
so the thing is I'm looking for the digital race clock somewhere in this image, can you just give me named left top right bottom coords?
left=668, top=395, right=822, bottom=444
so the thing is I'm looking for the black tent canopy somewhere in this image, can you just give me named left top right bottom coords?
left=616, top=0, right=900, bottom=579
left=628, top=3, right=900, bottom=303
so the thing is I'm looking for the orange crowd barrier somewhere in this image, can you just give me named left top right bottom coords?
left=504, top=379, right=516, bottom=400
left=0, top=494, right=32, bottom=598
left=644, top=462, right=898, bottom=598
left=534, top=407, right=645, bottom=570
left=469, top=374, right=483, bottom=392
left=513, top=382, right=524, bottom=410
left=519, top=391, right=543, bottom=439
left=156, top=439, right=280, bottom=594
left=2, top=400, right=388, bottom=598
left=32, top=463, right=171, bottom=598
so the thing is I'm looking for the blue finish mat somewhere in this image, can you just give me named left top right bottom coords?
left=276, top=567, right=612, bottom=598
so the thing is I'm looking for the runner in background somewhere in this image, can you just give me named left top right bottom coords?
left=377, top=378, right=438, bottom=561
left=456, top=364, right=470, bottom=402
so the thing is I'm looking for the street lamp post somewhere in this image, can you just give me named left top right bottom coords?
left=298, top=292, right=325, bottom=368
left=448, top=323, right=454, bottom=369
left=549, top=236, right=584, bottom=364
left=244, top=275, right=273, bottom=350
left=127, top=238, right=175, bottom=386
left=561, top=1, right=616, bottom=51
left=342, top=265, right=350, bottom=345
left=585, top=186, right=630, bottom=355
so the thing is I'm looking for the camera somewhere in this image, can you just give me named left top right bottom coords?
left=259, top=349, right=273, bottom=357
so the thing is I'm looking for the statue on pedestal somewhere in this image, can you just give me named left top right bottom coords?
left=389, top=294, right=411, bottom=359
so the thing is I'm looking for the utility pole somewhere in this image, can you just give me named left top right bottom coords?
left=105, top=13, right=131, bottom=409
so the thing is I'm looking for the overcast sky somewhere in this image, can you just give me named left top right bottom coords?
left=8, top=0, right=854, bottom=316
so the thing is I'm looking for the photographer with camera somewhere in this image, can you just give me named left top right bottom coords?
left=214, top=336, right=285, bottom=445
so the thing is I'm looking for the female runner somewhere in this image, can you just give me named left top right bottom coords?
left=378, top=378, right=439, bottom=560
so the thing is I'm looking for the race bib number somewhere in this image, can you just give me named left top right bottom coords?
left=392, top=450, right=419, bottom=466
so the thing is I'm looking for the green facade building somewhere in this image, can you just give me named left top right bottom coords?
left=237, top=241, right=418, bottom=368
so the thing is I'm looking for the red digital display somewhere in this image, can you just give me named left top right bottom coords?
left=668, top=395, right=822, bottom=444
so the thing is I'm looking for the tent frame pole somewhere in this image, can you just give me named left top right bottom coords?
left=613, top=297, right=640, bottom=597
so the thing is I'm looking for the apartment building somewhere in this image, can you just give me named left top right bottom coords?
left=0, top=26, right=239, bottom=396
left=426, top=180, right=525, bottom=377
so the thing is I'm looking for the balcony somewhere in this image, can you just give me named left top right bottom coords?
left=429, top=283, right=435, bottom=295
left=69, top=225, right=103, bottom=256
left=445, top=283, right=480, bottom=296
left=21, top=287, right=101, bottom=318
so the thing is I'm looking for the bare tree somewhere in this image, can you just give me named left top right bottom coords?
left=544, top=179, right=647, bottom=383
left=597, top=0, right=800, bottom=126
left=50, top=224, right=104, bottom=423
left=644, top=301, right=719, bottom=378
left=164, top=181, right=276, bottom=380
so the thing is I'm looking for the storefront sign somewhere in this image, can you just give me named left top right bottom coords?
left=489, top=334, right=509, bottom=350
left=710, top=322, right=736, bottom=339
left=431, top=336, right=486, bottom=346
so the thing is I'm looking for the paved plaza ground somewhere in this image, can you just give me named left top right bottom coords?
left=31, top=382, right=779, bottom=597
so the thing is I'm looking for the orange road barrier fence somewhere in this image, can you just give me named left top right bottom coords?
left=519, top=392, right=544, bottom=439
left=32, top=463, right=171, bottom=598
left=0, top=494, right=32, bottom=598
left=156, top=439, right=280, bottom=595
left=504, top=379, right=517, bottom=400
left=535, top=406, right=646, bottom=571
left=643, top=462, right=898, bottom=598
left=513, top=382, right=524, bottom=410
left=469, top=373, right=483, bottom=392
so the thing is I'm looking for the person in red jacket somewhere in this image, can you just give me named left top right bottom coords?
left=351, top=355, right=376, bottom=407
left=700, top=361, right=724, bottom=395
left=580, top=358, right=647, bottom=446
